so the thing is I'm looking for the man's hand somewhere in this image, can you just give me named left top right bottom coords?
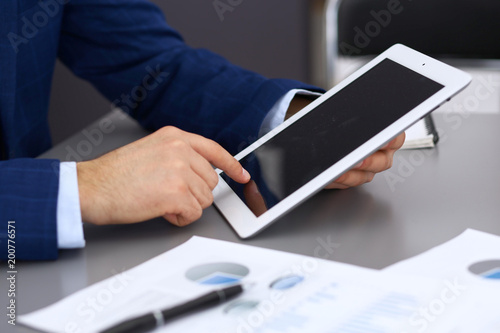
left=287, top=95, right=406, bottom=190
left=77, top=126, right=250, bottom=227
left=325, top=133, right=405, bottom=189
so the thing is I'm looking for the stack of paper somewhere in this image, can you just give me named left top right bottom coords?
left=402, top=115, right=439, bottom=149
left=19, top=230, right=500, bottom=332
left=385, top=229, right=500, bottom=332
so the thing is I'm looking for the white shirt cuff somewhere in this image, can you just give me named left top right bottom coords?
left=57, top=162, right=86, bottom=249
left=259, top=89, right=322, bottom=137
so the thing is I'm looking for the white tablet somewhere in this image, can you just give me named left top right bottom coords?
left=213, top=44, right=471, bottom=238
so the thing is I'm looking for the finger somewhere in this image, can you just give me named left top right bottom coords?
left=324, top=182, right=350, bottom=190
left=188, top=150, right=220, bottom=190
left=187, top=172, right=215, bottom=209
left=355, top=150, right=395, bottom=173
left=381, top=132, right=406, bottom=150
left=188, top=135, right=250, bottom=184
left=163, top=194, right=203, bottom=227
left=243, top=180, right=268, bottom=216
left=331, top=170, right=376, bottom=188
left=163, top=213, right=179, bottom=226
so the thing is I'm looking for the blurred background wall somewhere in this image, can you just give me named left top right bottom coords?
left=48, top=0, right=319, bottom=145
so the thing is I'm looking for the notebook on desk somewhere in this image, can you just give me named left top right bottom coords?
left=402, top=114, right=439, bottom=149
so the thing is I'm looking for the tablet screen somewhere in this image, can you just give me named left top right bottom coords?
left=221, top=59, right=443, bottom=217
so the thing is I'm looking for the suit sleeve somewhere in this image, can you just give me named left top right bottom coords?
left=0, top=159, right=60, bottom=260
left=58, top=0, right=322, bottom=154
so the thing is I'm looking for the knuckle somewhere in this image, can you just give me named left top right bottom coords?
left=171, top=217, right=182, bottom=227
left=352, top=175, right=365, bottom=186
left=341, top=172, right=354, bottom=185
left=175, top=216, right=189, bottom=227
left=159, top=126, right=179, bottom=135
left=157, top=126, right=174, bottom=138
left=202, top=192, right=214, bottom=209
left=366, top=172, right=375, bottom=183
left=176, top=208, right=201, bottom=227
left=385, top=158, right=393, bottom=170
left=190, top=206, right=203, bottom=221
left=171, top=180, right=190, bottom=195
left=385, top=152, right=395, bottom=170
left=170, top=159, right=188, bottom=171
left=209, top=174, right=219, bottom=189
left=335, top=173, right=348, bottom=185
left=362, top=157, right=373, bottom=170
left=398, top=133, right=406, bottom=147
left=178, top=200, right=203, bottom=226
left=206, top=170, right=219, bottom=188
left=233, top=161, right=243, bottom=173
left=167, top=138, right=188, bottom=150
left=226, top=156, right=240, bottom=171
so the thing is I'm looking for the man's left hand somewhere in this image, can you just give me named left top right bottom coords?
left=287, top=95, right=406, bottom=190
left=325, top=133, right=405, bottom=189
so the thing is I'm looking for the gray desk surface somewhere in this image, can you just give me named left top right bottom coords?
left=3, top=110, right=500, bottom=332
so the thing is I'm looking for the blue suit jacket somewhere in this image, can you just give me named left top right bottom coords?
left=0, top=0, right=318, bottom=260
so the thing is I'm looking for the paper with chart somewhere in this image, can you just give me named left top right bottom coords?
left=20, top=236, right=465, bottom=333
left=385, top=229, right=500, bottom=333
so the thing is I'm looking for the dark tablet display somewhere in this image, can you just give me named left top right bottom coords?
left=221, top=59, right=443, bottom=216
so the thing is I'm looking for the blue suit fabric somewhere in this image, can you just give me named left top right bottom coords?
left=0, top=0, right=319, bottom=260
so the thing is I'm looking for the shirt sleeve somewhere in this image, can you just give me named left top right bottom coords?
left=57, top=162, right=85, bottom=249
left=259, top=89, right=323, bottom=137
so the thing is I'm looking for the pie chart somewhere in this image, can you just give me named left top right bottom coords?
left=270, top=275, right=304, bottom=290
left=468, top=260, right=500, bottom=280
left=185, top=262, right=250, bottom=285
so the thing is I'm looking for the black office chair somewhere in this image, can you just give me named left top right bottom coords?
left=324, top=0, right=500, bottom=86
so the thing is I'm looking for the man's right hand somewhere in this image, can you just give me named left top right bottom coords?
left=77, top=126, right=250, bottom=227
